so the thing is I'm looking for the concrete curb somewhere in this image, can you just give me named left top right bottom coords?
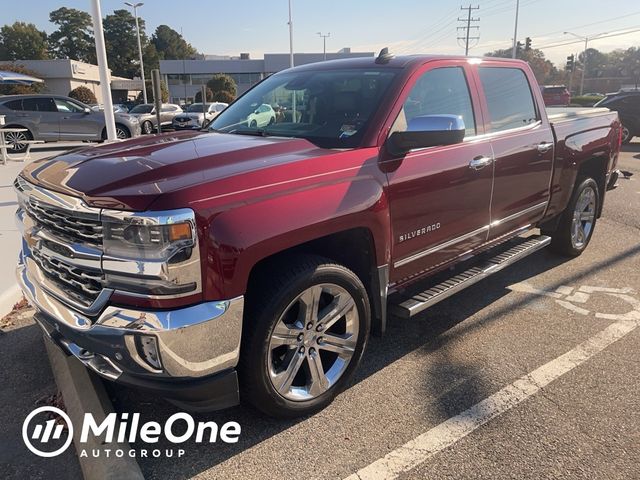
left=45, top=337, right=145, bottom=480
left=0, top=284, right=22, bottom=319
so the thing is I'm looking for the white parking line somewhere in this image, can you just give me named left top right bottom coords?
left=345, top=317, right=639, bottom=480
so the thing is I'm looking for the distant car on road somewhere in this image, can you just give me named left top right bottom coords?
left=247, top=103, right=276, bottom=128
left=129, top=103, right=183, bottom=134
left=582, top=92, right=605, bottom=98
left=172, top=102, right=228, bottom=130
left=0, top=94, right=141, bottom=152
left=595, top=90, right=640, bottom=143
left=540, top=85, right=571, bottom=106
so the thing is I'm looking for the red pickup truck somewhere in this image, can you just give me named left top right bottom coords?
left=15, top=52, right=621, bottom=417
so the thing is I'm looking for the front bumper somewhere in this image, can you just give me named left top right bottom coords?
left=17, top=249, right=244, bottom=410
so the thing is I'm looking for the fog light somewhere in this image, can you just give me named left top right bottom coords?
left=136, top=334, right=162, bottom=370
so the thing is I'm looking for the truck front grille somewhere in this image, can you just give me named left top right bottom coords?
left=24, top=197, right=103, bottom=246
left=31, top=247, right=104, bottom=307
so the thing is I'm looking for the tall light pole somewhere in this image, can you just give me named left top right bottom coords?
left=125, top=2, right=147, bottom=103
left=288, top=0, right=294, bottom=68
left=317, top=32, right=330, bottom=60
left=511, top=0, right=520, bottom=58
left=564, top=31, right=608, bottom=96
left=90, top=0, right=117, bottom=140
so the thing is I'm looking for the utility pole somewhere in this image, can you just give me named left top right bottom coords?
left=288, top=0, right=294, bottom=68
left=457, top=5, right=480, bottom=56
left=125, top=2, right=146, bottom=104
left=511, top=0, right=520, bottom=58
left=90, top=0, right=117, bottom=141
left=317, top=32, right=330, bottom=61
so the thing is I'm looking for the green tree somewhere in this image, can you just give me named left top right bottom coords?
left=151, top=25, right=197, bottom=60
left=484, top=47, right=555, bottom=84
left=69, top=85, right=97, bottom=104
left=194, top=87, right=213, bottom=102
left=103, top=9, right=145, bottom=78
left=0, top=63, right=45, bottom=95
left=138, top=79, right=169, bottom=103
left=0, top=22, right=48, bottom=61
left=206, top=74, right=237, bottom=101
left=48, top=7, right=95, bottom=63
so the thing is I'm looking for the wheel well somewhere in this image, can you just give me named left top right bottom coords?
left=246, top=228, right=383, bottom=333
left=577, top=156, right=607, bottom=217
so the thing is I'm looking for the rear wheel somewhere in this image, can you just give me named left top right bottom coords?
left=4, top=127, right=32, bottom=153
left=621, top=124, right=633, bottom=144
left=239, top=255, right=370, bottom=418
left=101, top=125, right=131, bottom=140
left=548, top=177, right=599, bottom=256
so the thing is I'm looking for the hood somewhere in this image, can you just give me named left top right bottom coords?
left=20, top=131, right=332, bottom=211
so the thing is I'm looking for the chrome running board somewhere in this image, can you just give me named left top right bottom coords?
left=390, top=235, right=551, bottom=319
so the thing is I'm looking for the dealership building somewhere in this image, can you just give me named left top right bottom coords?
left=7, top=59, right=142, bottom=104
left=160, top=49, right=374, bottom=104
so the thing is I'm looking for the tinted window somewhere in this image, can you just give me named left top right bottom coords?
left=23, top=97, right=57, bottom=112
left=479, top=67, right=537, bottom=131
left=3, top=99, right=23, bottom=111
left=391, top=67, right=476, bottom=137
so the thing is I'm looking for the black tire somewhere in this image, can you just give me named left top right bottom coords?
left=3, top=126, right=32, bottom=153
left=621, top=124, right=633, bottom=144
left=142, top=121, right=153, bottom=135
left=115, top=123, right=131, bottom=139
left=249, top=120, right=258, bottom=128
left=238, top=254, right=371, bottom=418
left=548, top=177, right=600, bottom=257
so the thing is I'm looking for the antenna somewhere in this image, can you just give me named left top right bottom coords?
left=375, top=47, right=394, bottom=64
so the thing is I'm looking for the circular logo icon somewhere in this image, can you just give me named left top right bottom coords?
left=22, top=406, right=74, bottom=458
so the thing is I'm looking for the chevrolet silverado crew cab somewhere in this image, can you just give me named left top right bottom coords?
left=15, top=51, right=622, bottom=418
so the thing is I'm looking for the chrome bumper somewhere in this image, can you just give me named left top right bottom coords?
left=17, top=249, right=244, bottom=382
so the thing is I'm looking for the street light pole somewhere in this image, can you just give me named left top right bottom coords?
left=511, top=0, right=520, bottom=59
left=125, top=2, right=147, bottom=104
left=288, top=0, right=294, bottom=68
left=90, top=0, right=117, bottom=141
left=317, top=32, right=330, bottom=61
left=564, top=31, right=605, bottom=96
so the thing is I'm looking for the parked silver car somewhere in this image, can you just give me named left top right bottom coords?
left=129, top=103, right=183, bottom=134
left=172, top=102, right=228, bottom=130
left=0, top=94, right=141, bottom=152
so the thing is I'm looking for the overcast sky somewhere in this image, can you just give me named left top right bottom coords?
left=4, top=0, right=640, bottom=66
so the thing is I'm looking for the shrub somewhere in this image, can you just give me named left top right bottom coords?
left=569, top=95, right=603, bottom=107
left=212, top=90, right=235, bottom=104
left=68, top=85, right=97, bottom=104
left=194, top=87, right=213, bottom=102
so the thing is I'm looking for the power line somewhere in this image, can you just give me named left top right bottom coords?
left=458, top=4, right=480, bottom=56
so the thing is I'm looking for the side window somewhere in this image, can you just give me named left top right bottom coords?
left=478, top=67, right=538, bottom=132
left=23, top=98, right=57, bottom=112
left=391, top=67, right=476, bottom=137
left=54, top=99, right=84, bottom=113
left=4, top=99, right=23, bottom=111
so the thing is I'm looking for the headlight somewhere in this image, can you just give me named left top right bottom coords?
left=101, top=209, right=201, bottom=297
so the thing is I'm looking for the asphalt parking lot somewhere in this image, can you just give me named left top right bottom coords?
left=1, top=141, right=639, bottom=479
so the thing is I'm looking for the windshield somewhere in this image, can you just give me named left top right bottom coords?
left=130, top=104, right=153, bottom=114
left=209, top=68, right=398, bottom=148
left=187, top=103, right=209, bottom=112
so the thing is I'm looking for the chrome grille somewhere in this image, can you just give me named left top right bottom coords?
left=25, top=198, right=103, bottom=246
left=31, top=247, right=104, bottom=307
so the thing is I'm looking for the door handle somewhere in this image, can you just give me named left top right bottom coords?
left=537, top=142, right=553, bottom=154
left=469, top=155, right=493, bottom=170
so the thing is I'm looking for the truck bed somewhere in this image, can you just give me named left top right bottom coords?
left=546, top=106, right=611, bottom=123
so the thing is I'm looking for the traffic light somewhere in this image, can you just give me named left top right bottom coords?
left=525, top=37, right=532, bottom=51
left=516, top=41, right=523, bottom=55
left=566, top=54, right=575, bottom=72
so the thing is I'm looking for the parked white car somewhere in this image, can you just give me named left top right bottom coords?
left=247, top=103, right=276, bottom=128
left=172, top=102, right=228, bottom=130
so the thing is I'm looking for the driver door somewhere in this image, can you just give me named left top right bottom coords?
left=384, top=62, right=494, bottom=284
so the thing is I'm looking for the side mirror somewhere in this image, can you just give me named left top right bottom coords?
left=83, top=107, right=92, bottom=114
left=388, top=114, right=465, bottom=155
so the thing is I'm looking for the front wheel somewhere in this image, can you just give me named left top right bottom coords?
left=548, top=177, right=599, bottom=256
left=141, top=121, right=153, bottom=135
left=621, top=124, right=633, bottom=144
left=239, top=255, right=370, bottom=417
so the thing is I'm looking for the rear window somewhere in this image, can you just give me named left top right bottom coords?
left=22, top=97, right=56, bottom=112
left=478, top=67, right=538, bottom=132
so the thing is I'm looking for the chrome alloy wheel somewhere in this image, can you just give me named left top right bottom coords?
left=5, top=130, right=28, bottom=151
left=571, top=185, right=596, bottom=249
left=621, top=125, right=631, bottom=143
left=267, top=283, right=359, bottom=401
left=115, top=126, right=129, bottom=139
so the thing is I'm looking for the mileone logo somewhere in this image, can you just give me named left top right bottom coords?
left=23, top=407, right=241, bottom=458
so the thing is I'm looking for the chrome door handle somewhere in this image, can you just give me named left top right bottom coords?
left=469, top=156, right=493, bottom=170
left=537, top=142, right=553, bottom=154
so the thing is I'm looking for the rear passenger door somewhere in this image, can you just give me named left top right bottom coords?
left=21, top=97, right=59, bottom=140
left=476, top=65, right=554, bottom=239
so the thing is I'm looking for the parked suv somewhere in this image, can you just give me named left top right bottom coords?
left=540, top=85, right=571, bottom=106
left=595, top=90, right=640, bottom=143
left=172, top=102, right=228, bottom=130
left=129, top=103, right=183, bottom=134
left=0, top=94, right=141, bottom=152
